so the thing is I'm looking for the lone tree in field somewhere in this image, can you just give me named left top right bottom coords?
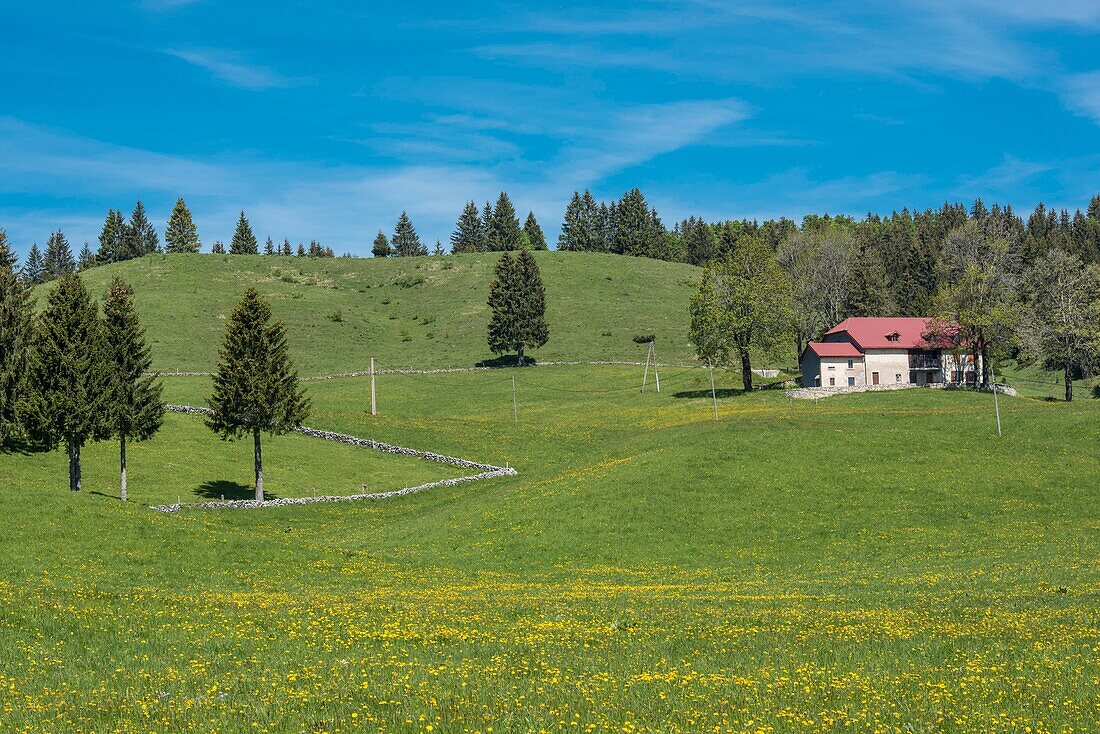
left=207, top=289, right=309, bottom=501
left=1019, top=249, right=1100, bottom=401
left=0, top=233, right=33, bottom=443
left=18, top=274, right=111, bottom=491
left=693, top=239, right=792, bottom=391
left=487, top=250, right=549, bottom=365
left=165, top=197, right=201, bottom=253
left=101, top=278, right=165, bottom=500
left=230, top=211, right=259, bottom=255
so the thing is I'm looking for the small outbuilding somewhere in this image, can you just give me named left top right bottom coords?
left=800, top=317, right=980, bottom=388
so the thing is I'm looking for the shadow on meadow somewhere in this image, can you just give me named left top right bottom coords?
left=195, top=480, right=274, bottom=501
left=474, top=355, right=539, bottom=368
left=671, top=387, right=748, bottom=399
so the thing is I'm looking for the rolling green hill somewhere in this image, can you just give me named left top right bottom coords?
left=5, top=251, right=1100, bottom=732
left=54, top=252, right=702, bottom=374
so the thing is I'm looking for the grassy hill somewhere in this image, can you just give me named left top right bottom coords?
left=4, top=251, right=1100, bottom=732
left=58, top=252, right=702, bottom=374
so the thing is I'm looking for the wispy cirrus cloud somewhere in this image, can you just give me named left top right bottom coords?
left=1060, top=71, right=1100, bottom=124
left=164, top=47, right=304, bottom=90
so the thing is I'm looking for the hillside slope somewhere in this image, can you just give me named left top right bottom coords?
left=57, top=252, right=701, bottom=374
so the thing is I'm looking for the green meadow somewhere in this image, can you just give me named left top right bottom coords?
left=2, top=253, right=1099, bottom=733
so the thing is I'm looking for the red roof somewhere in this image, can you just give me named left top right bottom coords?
left=806, top=341, right=863, bottom=358
left=824, top=317, right=942, bottom=350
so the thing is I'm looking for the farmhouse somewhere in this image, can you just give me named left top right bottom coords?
left=800, top=317, right=980, bottom=389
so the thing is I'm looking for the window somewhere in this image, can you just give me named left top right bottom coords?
left=827, top=365, right=835, bottom=370
left=847, top=360, right=854, bottom=369
left=895, top=373, right=902, bottom=383
left=814, top=376, right=821, bottom=387
left=872, top=371, right=879, bottom=385
left=829, top=377, right=835, bottom=386
left=847, top=376, right=855, bottom=386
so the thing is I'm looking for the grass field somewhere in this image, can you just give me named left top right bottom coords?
left=3, top=253, right=1100, bottom=732
left=61, top=252, right=702, bottom=374
left=3, top=360, right=1099, bottom=733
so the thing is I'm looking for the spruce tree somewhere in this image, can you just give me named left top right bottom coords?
left=125, top=201, right=160, bottom=257
left=296, top=243, right=306, bottom=257
left=43, top=230, right=76, bottom=281
left=164, top=197, right=201, bottom=253
left=524, top=211, right=548, bottom=250
left=24, top=243, right=45, bottom=285
left=487, top=191, right=523, bottom=251
left=264, top=237, right=275, bottom=256
left=392, top=211, right=426, bottom=256
left=78, top=243, right=96, bottom=271
left=206, top=288, right=309, bottom=501
left=450, top=202, right=483, bottom=254
left=281, top=239, right=293, bottom=256
left=372, top=231, right=392, bottom=258
left=211, top=241, right=226, bottom=254
left=433, top=240, right=445, bottom=256
left=612, top=188, right=652, bottom=256
left=487, top=250, right=549, bottom=365
left=480, top=202, right=493, bottom=251
left=230, top=211, right=259, bottom=255
left=1088, top=194, right=1100, bottom=221
left=101, top=278, right=164, bottom=500
left=18, top=274, right=111, bottom=491
left=0, top=232, right=33, bottom=443
left=97, top=209, right=126, bottom=263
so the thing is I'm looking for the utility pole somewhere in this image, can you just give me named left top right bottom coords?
left=641, top=342, right=652, bottom=392
left=708, top=362, right=718, bottom=422
left=370, top=357, right=377, bottom=416
left=512, top=375, right=518, bottom=423
left=653, top=342, right=660, bottom=393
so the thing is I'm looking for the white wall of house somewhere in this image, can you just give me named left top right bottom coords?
left=864, top=349, right=910, bottom=385
left=819, top=356, right=866, bottom=387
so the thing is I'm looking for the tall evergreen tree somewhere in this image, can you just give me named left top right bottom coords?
left=433, top=240, right=445, bottom=256
left=486, top=250, right=549, bottom=365
left=18, top=274, right=111, bottom=491
left=524, top=211, right=548, bottom=250
left=558, top=190, right=602, bottom=251
left=125, top=201, right=160, bottom=258
left=480, top=201, right=493, bottom=251
left=296, top=243, right=306, bottom=257
left=264, top=237, right=275, bottom=256
left=43, top=230, right=76, bottom=281
left=683, top=217, right=718, bottom=265
left=96, top=209, right=127, bottom=264
left=281, top=238, right=293, bottom=256
left=206, top=289, right=309, bottom=501
left=164, top=198, right=201, bottom=253
left=372, top=231, right=392, bottom=258
left=78, top=242, right=96, bottom=271
left=230, top=211, right=259, bottom=255
left=24, top=243, right=45, bottom=285
left=211, top=241, right=226, bottom=254
left=1088, top=194, right=1100, bottom=221
left=392, top=211, right=426, bottom=256
left=451, top=202, right=484, bottom=254
left=100, top=278, right=164, bottom=500
left=0, top=232, right=33, bottom=443
left=487, top=192, right=523, bottom=251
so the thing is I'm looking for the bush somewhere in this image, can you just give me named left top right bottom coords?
left=633, top=334, right=655, bottom=344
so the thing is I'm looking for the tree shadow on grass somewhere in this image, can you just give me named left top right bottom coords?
left=475, top=355, right=539, bottom=368
left=195, top=480, right=276, bottom=501
left=672, top=388, right=749, bottom=399
left=0, top=436, right=39, bottom=456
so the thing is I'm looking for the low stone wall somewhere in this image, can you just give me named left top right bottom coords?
left=155, top=405, right=516, bottom=512
left=784, top=383, right=1017, bottom=400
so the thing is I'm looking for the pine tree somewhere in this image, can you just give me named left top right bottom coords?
left=24, top=243, right=45, bottom=285
left=487, top=192, right=523, bottom=251
left=264, top=237, right=275, bottom=256
left=97, top=209, right=127, bottom=263
left=0, top=232, right=33, bottom=443
left=230, top=211, right=259, bottom=255
left=78, top=242, right=96, bottom=271
left=100, top=278, right=164, bottom=500
left=559, top=190, right=601, bottom=251
left=392, top=211, right=426, bottom=256
left=18, top=274, right=111, bottom=491
left=43, top=230, right=76, bottom=281
left=450, top=202, right=483, bottom=254
left=211, top=241, right=226, bottom=254
left=125, top=201, right=160, bottom=258
left=1088, top=194, right=1100, bottom=221
left=206, top=288, right=309, bottom=501
left=683, top=217, right=718, bottom=265
left=281, top=239, right=293, bottom=256
left=372, top=231, right=392, bottom=258
left=487, top=250, right=549, bottom=365
left=433, top=240, right=445, bottom=256
left=164, top=197, right=201, bottom=253
left=296, top=243, right=306, bottom=257
left=612, top=188, right=653, bottom=256
left=524, top=211, right=548, bottom=250
left=480, top=202, right=493, bottom=251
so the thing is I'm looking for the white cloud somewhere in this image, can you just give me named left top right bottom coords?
left=164, top=47, right=303, bottom=90
left=1061, top=71, right=1100, bottom=124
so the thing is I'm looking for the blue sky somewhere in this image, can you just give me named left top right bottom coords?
left=2, top=1, right=1099, bottom=256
